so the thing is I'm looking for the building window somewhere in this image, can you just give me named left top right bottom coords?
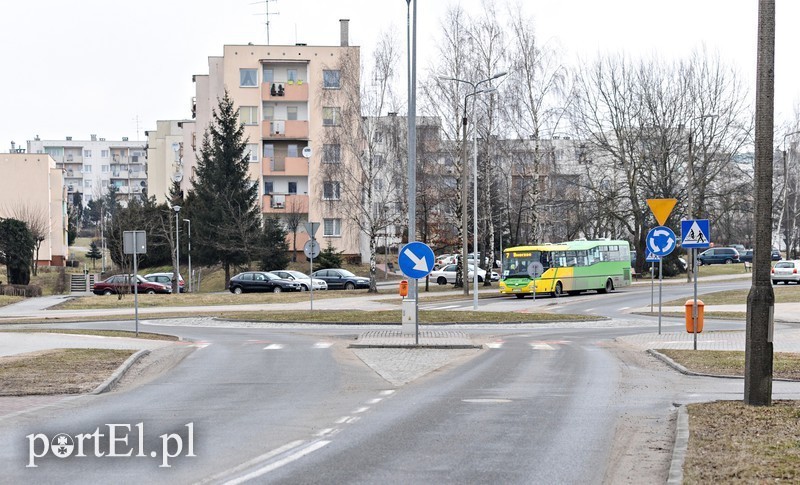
left=45, top=147, right=63, bottom=158
left=287, top=106, right=298, bottom=121
left=246, top=144, right=259, bottom=162
left=240, top=68, right=258, bottom=87
left=84, top=180, right=92, bottom=188
left=287, top=69, right=297, bottom=82
left=239, top=106, right=259, bottom=125
left=263, top=105, right=274, bottom=121
left=263, top=68, right=274, bottom=84
left=263, top=144, right=274, bottom=158
left=323, top=144, right=340, bottom=164
left=264, top=181, right=273, bottom=194
left=84, top=150, right=92, bottom=158
left=101, top=165, right=109, bottom=173
left=323, top=218, right=341, bottom=237
left=83, top=165, right=92, bottom=173
left=323, top=70, right=341, bottom=89
left=322, top=107, right=340, bottom=126
left=287, top=144, right=298, bottom=157
left=323, top=181, right=340, bottom=200
left=101, top=149, right=109, bottom=158
left=288, top=182, right=297, bottom=194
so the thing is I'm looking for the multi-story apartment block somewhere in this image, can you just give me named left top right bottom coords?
left=171, top=19, right=362, bottom=258
left=27, top=135, right=147, bottom=205
left=145, top=120, right=192, bottom=203
left=0, top=152, right=69, bottom=266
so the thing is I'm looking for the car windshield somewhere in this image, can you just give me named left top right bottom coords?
left=775, top=262, right=794, bottom=268
left=287, top=271, right=308, bottom=279
left=264, top=272, right=279, bottom=280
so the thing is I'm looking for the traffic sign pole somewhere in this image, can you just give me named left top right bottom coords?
left=658, top=258, right=663, bottom=335
left=693, top=248, right=698, bottom=350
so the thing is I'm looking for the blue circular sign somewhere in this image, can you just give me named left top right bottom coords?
left=398, top=242, right=435, bottom=279
left=646, top=226, right=677, bottom=257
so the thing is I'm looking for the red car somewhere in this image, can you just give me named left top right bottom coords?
left=92, top=274, right=171, bottom=295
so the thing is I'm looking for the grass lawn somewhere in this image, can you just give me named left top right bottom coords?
left=0, top=348, right=135, bottom=396
left=663, top=285, right=800, bottom=306
left=659, top=349, right=800, bottom=379
left=0, top=295, right=24, bottom=307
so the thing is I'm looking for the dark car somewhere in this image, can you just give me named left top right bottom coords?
left=310, top=268, right=370, bottom=290
left=92, top=274, right=171, bottom=295
left=228, top=271, right=302, bottom=294
left=696, top=247, right=740, bottom=265
left=740, top=249, right=754, bottom=263
left=772, top=248, right=783, bottom=261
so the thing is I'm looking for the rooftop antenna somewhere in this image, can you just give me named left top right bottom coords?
left=252, top=0, right=279, bottom=45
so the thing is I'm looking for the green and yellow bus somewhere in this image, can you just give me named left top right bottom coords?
left=499, top=239, right=632, bottom=298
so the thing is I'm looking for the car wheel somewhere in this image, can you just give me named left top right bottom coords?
left=437, top=276, right=447, bottom=285
left=300, top=285, right=308, bottom=291
left=103, top=289, right=113, bottom=296
left=232, top=286, right=243, bottom=295
left=146, top=289, right=156, bottom=294
left=515, top=294, right=526, bottom=299
left=552, top=281, right=563, bottom=298
left=697, top=260, right=704, bottom=266
left=273, top=286, right=282, bottom=293
left=725, top=259, right=733, bottom=264
left=477, top=275, right=484, bottom=283
left=345, top=282, right=356, bottom=290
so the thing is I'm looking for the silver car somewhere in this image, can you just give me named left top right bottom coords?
left=269, top=270, right=328, bottom=291
left=772, top=260, right=800, bottom=284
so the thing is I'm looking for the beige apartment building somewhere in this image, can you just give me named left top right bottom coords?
left=27, top=135, right=147, bottom=206
left=0, top=153, right=69, bottom=266
left=163, top=19, right=363, bottom=259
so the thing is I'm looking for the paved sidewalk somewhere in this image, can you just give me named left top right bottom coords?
left=0, top=332, right=176, bottom=357
left=349, top=330, right=481, bottom=349
left=618, top=327, right=800, bottom=352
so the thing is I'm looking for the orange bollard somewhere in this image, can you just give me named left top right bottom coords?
left=685, top=299, right=704, bottom=333
left=399, top=280, right=408, bottom=297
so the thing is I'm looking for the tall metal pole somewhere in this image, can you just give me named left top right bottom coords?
left=405, top=0, right=419, bottom=342
left=693, top=248, right=699, bottom=349
left=687, top=132, right=694, bottom=284
left=472, top=107, right=479, bottom=310
left=184, top=219, right=192, bottom=292
left=460, top=98, right=469, bottom=294
left=175, top=208, right=180, bottom=295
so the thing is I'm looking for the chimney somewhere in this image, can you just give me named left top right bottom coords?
left=90, top=134, right=97, bottom=141
left=340, top=19, right=349, bottom=47
left=10, top=141, right=15, bottom=152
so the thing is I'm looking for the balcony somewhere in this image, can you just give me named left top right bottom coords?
left=262, top=120, right=308, bottom=140
left=262, top=82, right=308, bottom=102
left=262, top=156, right=308, bottom=176
left=261, top=194, right=309, bottom=214
left=111, top=170, right=129, bottom=179
left=111, top=155, right=129, bottom=164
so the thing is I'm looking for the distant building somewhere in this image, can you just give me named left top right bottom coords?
left=0, top=153, right=69, bottom=266
left=145, top=120, right=192, bottom=204
left=27, top=135, right=147, bottom=205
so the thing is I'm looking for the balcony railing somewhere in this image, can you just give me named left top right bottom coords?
left=262, top=81, right=309, bottom=102
left=262, top=120, right=308, bottom=139
left=261, top=194, right=309, bottom=214
left=262, top=156, right=309, bottom=176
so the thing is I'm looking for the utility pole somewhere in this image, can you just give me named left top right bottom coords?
left=745, top=0, right=775, bottom=406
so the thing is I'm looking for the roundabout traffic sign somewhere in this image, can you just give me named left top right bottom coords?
left=646, top=226, right=677, bottom=257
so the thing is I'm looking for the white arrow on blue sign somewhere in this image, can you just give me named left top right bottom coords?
left=398, top=242, right=435, bottom=279
left=646, top=226, right=677, bottom=257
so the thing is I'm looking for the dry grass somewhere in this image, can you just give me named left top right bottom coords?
left=0, top=329, right=177, bottom=341
left=0, top=295, right=24, bottom=307
left=659, top=349, right=800, bottom=380
left=0, top=348, right=134, bottom=396
left=664, top=286, right=800, bottom=306
left=685, top=400, right=800, bottom=483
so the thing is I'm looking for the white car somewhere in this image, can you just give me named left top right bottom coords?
left=429, top=263, right=499, bottom=285
left=772, top=260, right=800, bottom=285
left=269, top=270, right=328, bottom=291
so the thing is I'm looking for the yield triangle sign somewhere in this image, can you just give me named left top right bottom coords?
left=647, top=198, right=677, bottom=226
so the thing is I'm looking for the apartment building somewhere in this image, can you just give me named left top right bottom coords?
left=145, top=120, right=192, bottom=203
left=0, top=153, right=69, bottom=266
left=27, top=135, right=147, bottom=205
left=179, top=19, right=362, bottom=258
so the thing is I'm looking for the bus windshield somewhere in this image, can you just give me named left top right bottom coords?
left=502, top=250, right=550, bottom=279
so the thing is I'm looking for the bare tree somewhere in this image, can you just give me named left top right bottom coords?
left=5, top=202, right=50, bottom=275
left=283, top=197, right=305, bottom=262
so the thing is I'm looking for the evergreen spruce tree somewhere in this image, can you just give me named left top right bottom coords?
left=86, top=241, right=102, bottom=269
left=258, top=216, right=290, bottom=271
left=0, top=218, right=35, bottom=285
left=188, top=90, right=262, bottom=285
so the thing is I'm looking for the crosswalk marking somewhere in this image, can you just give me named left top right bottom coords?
left=313, top=342, right=333, bottom=349
left=530, top=343, right=555, bottom=350
left=263, top=344, right=284, bottom=350
left=486, top=341, right=504, bottom=349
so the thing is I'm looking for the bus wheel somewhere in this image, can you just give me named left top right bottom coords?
left=598, top=279, right=614, bottom=294
left=552, top=282, right=563, bottom=297
left=515, top=294, right=526, bottom=299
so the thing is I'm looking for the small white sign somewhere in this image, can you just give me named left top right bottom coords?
left=302, top=146, right=312, bottom=158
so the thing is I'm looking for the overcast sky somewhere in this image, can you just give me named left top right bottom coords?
left=1, top=0, right=798, bottom=149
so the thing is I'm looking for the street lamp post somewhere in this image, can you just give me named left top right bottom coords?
left=686, top=113, right=717, bottom=283
left=440, top=71, right=508, bottom=304
left=783, top=131, right=800, bottom=259
left=183, top=218, right=192, bottom=292
left=173, top=205, right=181, bottom=295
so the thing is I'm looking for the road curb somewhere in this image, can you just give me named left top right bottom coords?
left=647, top=349, right=800, bottom=382
left=92, top=349, right=150, bottom=395
left=348, top=343, right=482, bottom=349
left=667, top=404, right=688, bottom=484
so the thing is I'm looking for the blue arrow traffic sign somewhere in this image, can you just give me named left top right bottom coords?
left=681, top=219, right=711, bottom=249
left=398, top=241, right=435, bottom=279
left=646, top=226, right=677, bottom=257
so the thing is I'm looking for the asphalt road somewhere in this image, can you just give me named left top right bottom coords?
left=2, top=276, right=795, bottom=484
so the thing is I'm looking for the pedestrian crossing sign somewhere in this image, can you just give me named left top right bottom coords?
left=681, top=219, right=710, bottom=248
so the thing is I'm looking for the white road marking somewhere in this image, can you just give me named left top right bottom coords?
left=335, top=416, right=351, bottom=424
left=530, top=343, right=555, bottom=350
left=313, top=342, right=333, bottom=349
left=200, top=440, right=303, bottom=484
left=585, top=308, right=595, bottom=313
left=224, top=440, right=330, bottom=484
left=345, top=417, right=361, bottom=424
left=435, top=305, right=460, bottom=310
left=353, top=406, right=369, bottom=414
left=367, top=398, right=382, bottom=404
left=462, top=398, right=513, bottom=403
left=263, top=344, right=284, bottom=350
left=618, top=306, right=630, bottom=311
left=379, top=390, right=395, bottom=396
left=314, top=428, right=337, bottom=437
left=486, top=341, right=504, bottom=349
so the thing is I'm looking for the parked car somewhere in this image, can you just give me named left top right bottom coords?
left=772, top=260, right=800, bottom=284
left=227, top=271, right=302, bottom=294
left=269, top=270, right=328, bottom=291
left=731, top=244, right=746, bottom=254
left=772, top=248, right=783, bottom=261
left=144, top=272, right=185, bottom=292
left=740, top=249, right=754, bottom=263
left=429, top=263, right=499, bottom=285
left=310, top=269, right=370, bottom=290
left=435, top=254, right=459, bottom=268
left=696, top=247, right=740, bottom=265
left=92, top=274, right=171, bottom=295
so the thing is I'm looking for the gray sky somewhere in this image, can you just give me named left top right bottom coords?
left=1, top=0, right=798, bottom=149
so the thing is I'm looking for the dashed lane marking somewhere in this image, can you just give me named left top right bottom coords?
left=486, top=340, right=504, bottom=349
left=313, top=342, right=333, bottom=349
left=224, top=440, right=331, bottom=484
left=264, top=344, right=284, bottom=350
left=530, top=343, right=555, bottom=350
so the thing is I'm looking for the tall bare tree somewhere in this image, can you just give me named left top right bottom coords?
left=5, top=202, right=50, bottom=275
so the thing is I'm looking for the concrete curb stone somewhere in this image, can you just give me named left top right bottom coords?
left=667, top=405, right=688, bottom=485
left=92, top=348, right=151, bottom=395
